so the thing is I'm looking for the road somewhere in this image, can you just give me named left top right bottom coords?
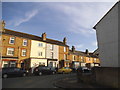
left=2, top=73, right=76, bottom=88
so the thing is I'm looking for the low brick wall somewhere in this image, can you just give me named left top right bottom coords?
left=77, top=70, right=96, bottom=84
left=77, top=67, right=119, bottom=88
left=93, top=67, right=119, bottom=88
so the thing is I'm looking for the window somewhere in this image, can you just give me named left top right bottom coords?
left=10, top=61, right=16, bottom=67
left=50, top=52, right=54, bottom=59
left=81, top=57, right=83, bottom=59
left=38, top=43, right=43, bottom=47
left=74, top=56, right=76, bottom=60
left=23, top=39, right=27, bottom=46
left=7, top=48, right=14, bottom=56
left=73, top=56, right=75, bottom=60
left=64, top=54, right=67, bottom=60
left=9, top=37, right=15, bottom=44
left=38, top=52, right=43, bottom=56
left=3, top=61, right=9, bottom=67
left=80, top=57, right=84, bottom=62
left=64, top=47, right=66, bottom=52
left=94, top=58, right=97, bottom=62
left=50, top=45, right=54, bottom=50
left=22, top=49, right=27, bottom=56
left=88, top=58, right=91, bottom=61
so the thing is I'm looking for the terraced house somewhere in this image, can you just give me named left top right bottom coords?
left=68, top=46, right=87, bottom=68
left=68, top=46, right=100, bottom=68
left=58, top=37, right=70, bottom=68
left=0, top=20, right=100, bottom=69
left=1, top=21, right=31, bottom=68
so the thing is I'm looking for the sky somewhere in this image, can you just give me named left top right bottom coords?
left=2, top=0, right=117, bottom=52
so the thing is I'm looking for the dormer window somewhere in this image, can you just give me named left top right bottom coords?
left=9, top=37, right=15, bottom=44
left=23, top=39, right=27, bottom=46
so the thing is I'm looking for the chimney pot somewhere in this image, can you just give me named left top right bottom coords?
left=42, top=32, right=46, bottom=41
left=72, top=46, right=75, bottom=53
left=63, top=37, right=67, bottom=44
left=85, top=49, right=89, bottom=55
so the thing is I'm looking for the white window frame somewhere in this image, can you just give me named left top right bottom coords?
left=23, top=39, right=27, bottom=46
left=7, top=48, right=14, bottom=56
left=9, top=37, right=15, bottom=44
left=80, top=57, right=84, bottom=62
left=3, top=61, right=9, bottom=68
left=38, top=52, right=43, bottom=56
left=22, top=49, right=27, bottom=56
left=50, top=52, right=54, bottom=59
left=81, top=57, right=83, bottom=59
left=50, top=45, right=54, bottom=50
left=72, top=55, right=75, bottom=61
left=94, top=58, right=97, bottom=62
left=38, top=43, right=43, bottom=47
left=64, top=54, right=67, bottom=60
left=64, top=47, right=66, bottom=52
left=10, top=61, right=16, bottom=67
left=88, top=58, right=91, bottom=61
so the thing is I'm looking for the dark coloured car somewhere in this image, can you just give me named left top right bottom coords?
left=77, top=67, right=91, bottom=73
left=2, top=67, right=28, bottom=78
left=33, top=66, right=56, bottom=76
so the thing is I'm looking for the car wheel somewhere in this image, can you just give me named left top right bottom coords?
left=22, top=73, right=26, bottom=77
left=38, top=72, right=42, bottom=76
left=52, top=72, right=55, bottom=75
left=3, top=74, right=8, bottom=78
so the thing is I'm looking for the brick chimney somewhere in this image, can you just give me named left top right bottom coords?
left=0, top=20, right=5, bottom=32
left=63, top=37, right=67, bottom=44
left=85, top=49, right=89, bottom=55
left=72, top=46, right=75, bottom=53
left=42, top=32, right=46, bottom=41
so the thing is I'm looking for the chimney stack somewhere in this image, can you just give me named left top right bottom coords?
left=85, top=49, right=89, bottom=55
left=63, top=37, right=67, bottom=44
left=42, top=32, right=46, bottom=41
left=72, top=46, right=75, bottom=53
left=0, top=20, right=5, bottom=32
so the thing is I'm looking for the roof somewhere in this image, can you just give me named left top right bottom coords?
left=89, top=53, right=98, bottom=58
left=69, top=50, right=98, bottom=58
left=93, top=1, right=119, bottom=29
left=69, top=50, right=87, bottom=56
left=93, top=48, right=99, bottom=54
left=3, top=28, right=69, bottom=47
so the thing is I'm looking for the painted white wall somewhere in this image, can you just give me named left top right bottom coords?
left=95, top=2, right=118, bottom=67
left=46, top=44, right=59, bottom=59
left=48, top=61, right=58, bottom=67
left=30, top=40, right=46, bottom=58
left=30, top=58, right=47, bottom=67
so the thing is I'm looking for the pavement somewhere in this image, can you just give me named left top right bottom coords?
left=54, top=74, right=108, bottom=88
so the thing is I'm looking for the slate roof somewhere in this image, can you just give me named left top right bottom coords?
left=69, top=50, right=98, bottom=58
left=3, top=28, right=69, bottom=47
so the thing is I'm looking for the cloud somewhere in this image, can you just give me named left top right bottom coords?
left=75, top=44, right=84, bottom=49
left=46, top=2, right=115, bottom=37
left=8, top=9, right=39, bottom=27
left=92, top=41, right=98, bottom=47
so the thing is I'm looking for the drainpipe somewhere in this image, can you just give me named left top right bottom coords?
left=17, top=46, right=21, bottom=68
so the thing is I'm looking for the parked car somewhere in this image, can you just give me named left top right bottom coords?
left=33, top=66, right=56, bottom=76
left=77, top=67, right=91, bottom=73
left=58, top=67, right=72, bottom=74
left=2, top=67, right=28, bottom=78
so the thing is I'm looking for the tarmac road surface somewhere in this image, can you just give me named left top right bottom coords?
left=2, top=73, right=76, bottom=88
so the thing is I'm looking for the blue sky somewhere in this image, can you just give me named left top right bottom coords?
left=2, top=1, right=117, bottom=52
